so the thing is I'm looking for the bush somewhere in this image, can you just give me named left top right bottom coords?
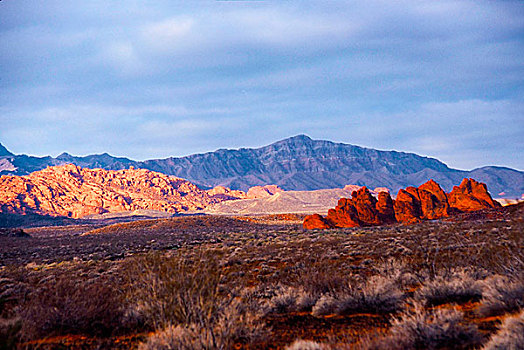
left=266, top=286, right=298, bottom=314
left=138, top=324, right=214, bottom=350
left=266, top=286, right=318, bottom=314
left=312, top=275, right=403, bottom=317
left=285, top=339, right=329, bottom=350
left=415, top=271, right=483, bottom=307
left=0, top=318, right=21, bottom=350
left=479, top=275, right=524, bottom=317
left=483, top=310, right=524, bottom=350
left=131, top=251, right=266, bottom=349
left=20, top=275, right=125, bottom=339
left=362, top=304, right=482, bottom=350
left=125, top=251, right=223, bottom=329
left=139, top=300, right=266, bottom=350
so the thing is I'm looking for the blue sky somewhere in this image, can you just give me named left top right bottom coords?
left=0, top=0, right=523, bottom=170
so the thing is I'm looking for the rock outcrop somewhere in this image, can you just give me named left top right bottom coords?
left=0, top=164, right=246, bottom=218
left=448, top=178, right=501, bottom=212
left=376, top=191, right=396, bottom=224
left=393, top=189, right=421, bottom=224
left=310, top=187, right=396, bottom=228
left=303, top=213, right=333, bottom=230
left=304, top=178, right=499, bottom=229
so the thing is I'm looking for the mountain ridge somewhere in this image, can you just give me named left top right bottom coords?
left=1, top=136, right=522, bottom=197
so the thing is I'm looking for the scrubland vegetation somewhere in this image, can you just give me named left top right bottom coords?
left=0, top=203, right=522, bottom=349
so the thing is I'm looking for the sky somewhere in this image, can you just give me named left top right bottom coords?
left=0, top=0, right=523, bottom=170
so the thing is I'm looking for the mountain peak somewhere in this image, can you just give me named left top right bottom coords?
left=274, top=134, right=314, bottom=146
left=57, top=152, right=73, bottom=159
left=286, top=134, right=312, bottom=141
left=0, top=143, right=14, bottom=157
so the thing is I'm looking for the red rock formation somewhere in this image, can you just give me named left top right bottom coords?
left=351, top=187, right=381, bottom=226
left=305, top=187, right=396, bottom=229
left=394, top=189, right=421, bottom=224
left=448, top=178, right=501, bottom=212
left=303, top=213, right=333, bottom=229
left=326, top=197, right=361, bottom=228
left=0, top=164, right=245, bottom=218
left=418, top=179, right=450, bottom=219
left=304, top=178, right=500, bottom=229
left=376, top=191, right=396, bottom=224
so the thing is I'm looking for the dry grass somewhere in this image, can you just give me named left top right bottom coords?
left=415, top=269, right=483, bottom=307
left=19, top=273, right=126, bottom=339
left=361, top=304, right=482, bottom=350
left=482, top=310, right=524, bottom=350
left=285, top=339, right=329, bottom=350
left=478, top=275, right=524, bottom=317
left=311, top=275, right=403, bottom=317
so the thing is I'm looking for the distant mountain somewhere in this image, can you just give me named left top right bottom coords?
left=0, top=143, right=13, bottom=157
left=1, top=136, right=523, bottom=197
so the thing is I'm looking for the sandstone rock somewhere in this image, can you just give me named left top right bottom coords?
left=448, top=178, right=501, bottom=212
left=350, top=187, right=381, bottom=225
left=393, top=189, right=421, bottom=224
left=325, top=197, right=361, bottom=228
left=304, top=178, right=501, bottom=229
left=376, top=191, right=396, bottom=224
left=418, top=179, right=450, bottom=219
left=0, top=165, right=243, bottom=218
left=303, top=213, right=333, bottom=229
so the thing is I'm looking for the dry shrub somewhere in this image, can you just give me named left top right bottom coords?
left=311, top=294, right=338, bottom=317
left=285, top=339, right=330, bottom=350
left=361, top=304, right=482, bottom=350
left=138, top=324, right=214, bottom=350
left=312, top=275, right=403, bottom=317
left=265, top=286, right=318, bottom=314
left=483, top=310, right=524, bottom=350
left=20, top=275, right=124, bottom=339
left=0, top=317, right=21, bottom=349
left=130, top=251, right=266, bottom=349
left=287, top=259, right=349, bottom=295
left=478, top=275, right=524, bottom=317
left=415, top=270, right=483, bottom=307
left=139, top=300, right=266, bottom=350
left=214, top=298, right=266, bottom=345
left=125, top=251, right=223, bottom=329
left=373, top=259, right=419, bottom=289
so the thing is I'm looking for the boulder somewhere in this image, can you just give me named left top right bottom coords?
left=376, top=191, right=396, bottom=224
left=418, top=179, right=450, bottom=219
left=303, top=213, right=333, bottom=229
left=351, top=187, right=381, bottom=225
left=448, top=178, right=501, bottom=212
left=325, top=198, right=361, bottom=228
left=394, top=189, right=421, bottom=224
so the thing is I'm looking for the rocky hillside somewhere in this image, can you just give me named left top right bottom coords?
left=1, top=136, right=522, bottom=197
left=0, top=165, right=246, bottom=218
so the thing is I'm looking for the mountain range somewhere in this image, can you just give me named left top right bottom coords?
left=1, top=135, right=522, bottom=197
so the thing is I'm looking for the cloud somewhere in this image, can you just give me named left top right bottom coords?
left=0, top=0, right=523, bottom=169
